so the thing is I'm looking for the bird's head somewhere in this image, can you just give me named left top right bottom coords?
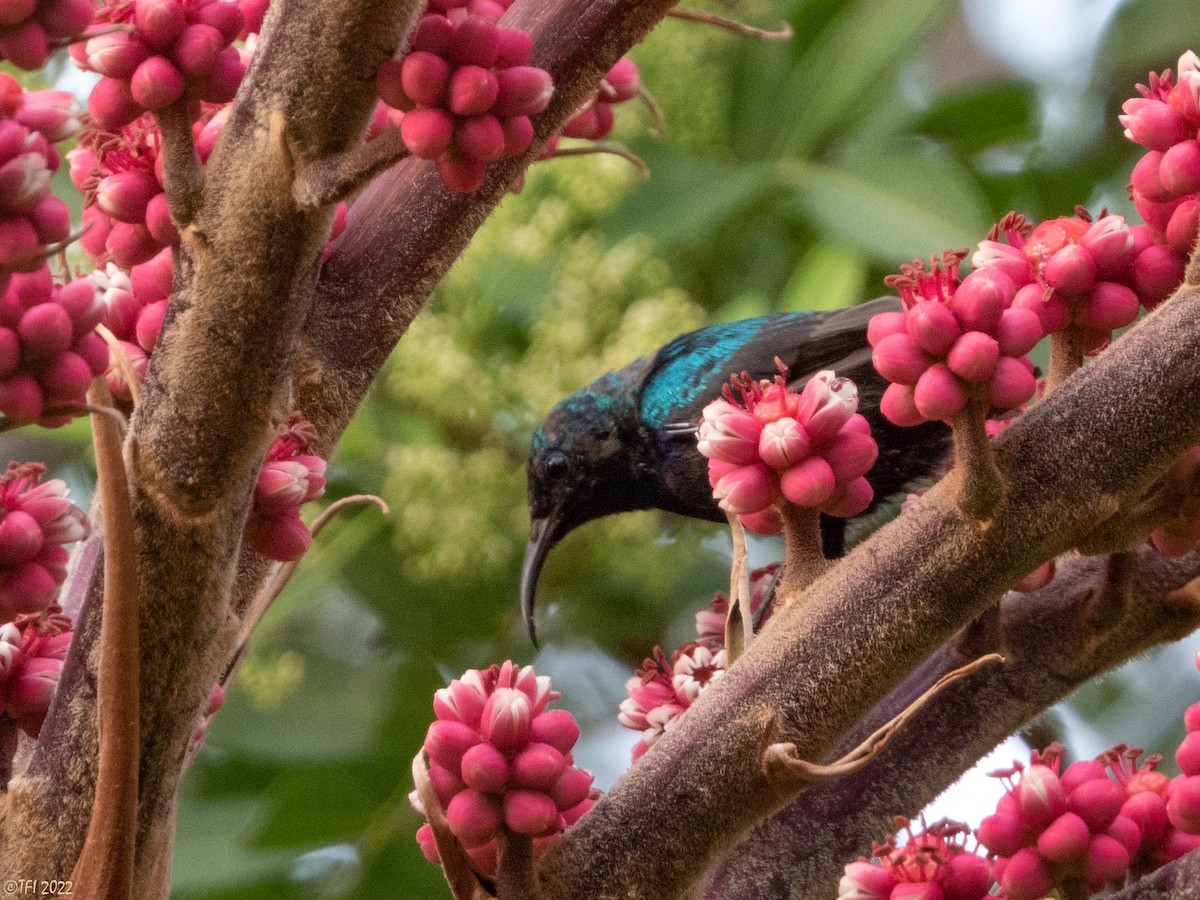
left=521, top=363, right=653, bottom=645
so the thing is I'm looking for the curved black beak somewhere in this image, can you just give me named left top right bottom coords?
left=520, top=515, right=559, bottom=649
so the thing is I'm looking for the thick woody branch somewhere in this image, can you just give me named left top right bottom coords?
left=2, top=0, right=423, bottom=887
left=296, top=0, right=681, bottom=457
left=706, top=548, right=1200, bottom=900
left=534, top=288, right=1200, bottom=898
left=1108, top=849, right=1200, bottom=899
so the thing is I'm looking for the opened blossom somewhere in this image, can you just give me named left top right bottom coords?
left=697, top=366, right=878, bottom=535
left=0, top=604, right=71, bottom=737
left=838, top=819, right=992, bottom=900
left=413, top=660, right=595, bottom=881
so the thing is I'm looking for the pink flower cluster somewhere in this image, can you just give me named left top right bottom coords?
left=0, top=0, right=94, bottom=70
left=244, top=413, right=326, bottom=561
left=619, top=566, right=779, bottom=761
left=0, top=266, right=108, bottom=425
left=839, top=818, right=993, bottom=900
left=414, top=661, right=595, bottom=880
left=1149, top=445, right=1200, bottom=556
left=376, top=0, right=553, bottom=192
left=557, top=56, right=640, bottom=142
left=977, top=741, right=1200, bottom=899
left=0, top=463, right=88, bottom=623
left=94, top=248, right=172, bottom=397
left=0, top=75, right=80, bottom=279
left=73, top=0, right=246, bottom=130
left=1121, top=52, right=1200, bottom=305
left=871, top=246, right=1040, bottom=426
left=0, top=605, right=71, bottom=737
left=697, top=367, right=878, bottom=535
left=69, top=109, right=231, bottom=267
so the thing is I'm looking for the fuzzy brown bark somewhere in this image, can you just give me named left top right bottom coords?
left=534, top=287, right=1200, bottom=897
left=1109, top=850, right=1200, bottom=900
left=705, top=549, right=1200, bottom=900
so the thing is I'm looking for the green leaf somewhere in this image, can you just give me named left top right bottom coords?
left=781, top=151, right=991, bottom=265
left=1096, top=0, right=1200, bottom=77
left=915, top=83, right=1038, bottom=155
left=779, top=239, right=870, bottom=311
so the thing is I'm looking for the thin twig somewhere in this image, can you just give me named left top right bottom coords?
left=96, top=324, right=142, bottom=405
left=154, top=101, right=205, bottom=227
left=544, top=143, right=649, bottom=177
left=667, top=7, right=793, bottom=41
left=293, top=128, right=413, bottom=209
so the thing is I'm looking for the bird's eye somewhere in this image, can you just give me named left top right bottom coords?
left=544, top=451, right=569, bottom=480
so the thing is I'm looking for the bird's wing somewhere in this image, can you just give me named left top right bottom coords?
left=638, top=297, right=900, bottom=429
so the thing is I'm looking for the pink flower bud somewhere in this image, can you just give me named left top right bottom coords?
left=1158, top=827, right=1200, bottom=862
left=0, top=509, right=42, bottom=565
left=7, top=655, right=62, bottom=731
left=96, top=169, right=161, bottom=224
left=399, top=52, right=450, bottom=108
left=822, top=476, right=872, bottom=518
left=494, top=66, right=554, bottom=117
left=144, top=191, right=178, bottom=245
left=823, top=430, right=877, bottom=482
left=1037, top=811, right=1090, bottom=862
left=1168, top=775, right=1200, bottom=833
left=758, top=417, right=809, bottom=469
left=0, top=373, right=43, bottom=423
left=946, top=332, right=1000, bottom=383
left=400, top=108, right=453, bottom=159
left=779, top=456, right=835, bottom=507
left=549, top=765, right=592, bottom=810
left=511, top=742, right=566, bottom=790
left=1121, top=790, right=1168, bottom=845
left=495, top=27, right=532, bottom=67
left=436, top=157, right=487, bottom=193
left=913, top=364, right=967, bottom=421
left=40, top=352, right=93, bottom=405
left=987, top=356, right=1036, bottom=411
left=953, top=268, right=1012, bottom=333
left=1130, top=151, right=1173, bottom=202
left=872, top=332, right=931, bottom=386
left=411, top=13, right=454, bottom=56
left=427, top=763, right=465, bottom=809
left=866, top=310, right=906, bottom=346
left=449, top=15, right=499, bottom=68
left=1132, top=244, right=1186, bottom=308
left=171, top=23, right=224, bottom=76
left=448, top=65, right=499, bottom=117
left=1068, top=775, right=1125, bottom=832
left=1079, top=281, right=1139, bottom=332
left=108, top=221, right=160, bottom=268
left=131, top=56, right=186, bottom=110
left=18, top=302, right=72, bottom=358
left=906, top=300, right=960, bottom=355
left=504, top=789, right=558, bottom=836
left=197, top=46, right=245, bottom=103
left=977, top=809, right=1023, bottom=857
left=0, top=20, right=49, bottom=71
left=16, top=90, right=82, bottom=143
left=999, top=848, right=1053, bottom=900
left=941, top=853, right=991, bottom=900
left=0, top=0, right=36, bottom=28
left=1061, top=759, right=1108, bottom=792
left=196, top=1, right=244, bottom=43
left=481, top=686, right=532, bottom=751
left=415, top=823, right=441, bottom=865
left=1179, top=732, right=1200, bottom=777
left=838, top=860, right=896, bottom=900
left=502, top=116, right=534, bottom=157
left=135, top=299, right=167, bottom=352
left=1082, top=214, right=1135, bottom=279
left=1106, top=814, right=1141, bottom=856
left=1133, top=190, right=1184, bottom=236
left=0, top=153, right=52, bottom=214
left=699, top=410, right=762, bottom=465
left=1012, top=559, right=1055, bottom=593
left=455, top=115, right=505, bottom=163
left=995, top=307, right=1042, bottom=357
left=802, top=375, right=858, bottom=443
left=880, top=383, right=923, bottom=427
left=39, top=0, right=95, bottom=41
left=891, top=885, right=942, bottom=900
left=30, top=195, right=71, bottom=246
left=0, top=328, right=17, bottom=377
left=1166, top=199, right=1199, bottom=256
left=446, top=788, right=502, bottom=847
left=424, top=718, right=479, bottom=770
left=712, top=462, right=777, bottom=515
left=1159, top=139, right=1200, bottom=197
left=135, top=0, right=186, bottom=50
left=1018, top=763, right=1067, bottom=830
left=131, top=247, right=174, bottom=302
left=1120, top=98, right=1190, bottom=151
left=1187, top=701, right=1200, bottom=733
left=739, top=507, right=783, bottom=535
left=1083, top=833, right=1130, bottom=888
left=433, top=671, right=489, bottom=726
left=1043, top=243, right=1096, bottom=295
left=460, top=742, right=509, bottom=792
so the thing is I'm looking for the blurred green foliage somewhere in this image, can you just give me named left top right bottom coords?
left=7, top=0, right=1200, bottom=896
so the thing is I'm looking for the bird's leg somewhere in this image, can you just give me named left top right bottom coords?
left=724, top=513, right=754, bottom=662
left=778, top=505, right=828, bottom=606
left=950, top=390, right=1006, bottom=520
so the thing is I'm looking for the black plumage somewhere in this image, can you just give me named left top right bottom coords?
left=521, top=296, right=951, bottom=643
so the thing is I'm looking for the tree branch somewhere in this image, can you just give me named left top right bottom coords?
left=1108, top=849, right=1200, bottom=899
left=705, top=548, right=1200, bottom=899
left=534, top=286, right=1200, bottom=898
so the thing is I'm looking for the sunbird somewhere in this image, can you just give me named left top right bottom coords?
left=521, top=297, right=951, bottom=644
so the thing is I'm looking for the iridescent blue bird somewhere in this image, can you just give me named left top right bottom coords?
left=521, top=296, right=951, bottom=644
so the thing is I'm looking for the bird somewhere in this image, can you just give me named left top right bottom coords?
left=521, top=296, right=952, bottom=645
